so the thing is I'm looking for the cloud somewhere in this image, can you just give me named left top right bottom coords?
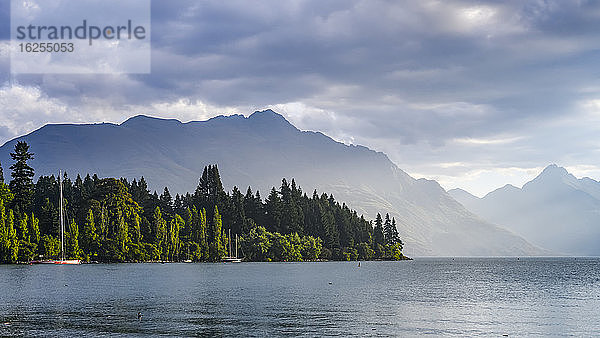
left=0, top=83, right=71, bottom=139
left=2, top=0, right=600, bottom=194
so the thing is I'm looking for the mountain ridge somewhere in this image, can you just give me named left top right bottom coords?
left=450, top=164, right=600, bottom=255
left=0, top=111, right=544, bottom=256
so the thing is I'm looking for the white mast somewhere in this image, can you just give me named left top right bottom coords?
left=59, top=170, right=65, bottom=261
left=235, top=234, right=238, bottom=258
left=228, top=228, right=232, bottom=257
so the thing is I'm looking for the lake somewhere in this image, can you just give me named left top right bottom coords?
left=1, top=258, right=599, bottom=337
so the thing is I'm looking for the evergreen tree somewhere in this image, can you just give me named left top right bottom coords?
left=229, top=186, right=246, bottom=235
left=194, top=165, right=228, bottom=219
left=0, top=156, right=405, bottom=263
left=373, top=213, right=385, bottom=247
left=159, top=187, right=173, bottom=215
left=265, top=187, right=282, bottom=233
left=390, top=217, right=402, bottom=247
left=319, top=198, right=338, bottom=249
left=383, top=213, right=394, bottom=245
left=280, top=178, right=303, bottom=234
left=0, top=160, right=3, bottom=183
left=9, top=141, right=35, bottom=212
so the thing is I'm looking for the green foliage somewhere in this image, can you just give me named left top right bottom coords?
left=81, top=209, right=99, bottom=259
left=209, top=206, right=225, bottom=261
left=240, top=226, right=322, bottom=262
left=9, top=141, right=35, bottom=212
left=0, top=204, right=18, bottom=263
left=0, top=149, right=407, bottom=263
left=373, top=213, right=385, bottom=247
left=0, top=183, right=13, bottom=206
left=28, top=213, right=40, bottom=244
left=17, top=240, right=37, bottom=262
left=151, top=206, right=167, bottom=259
left=383, top=213, right=401, bottom=246
left=66, top=219, right=82, bottom=259
left=38, top=235, right=59, bottom=259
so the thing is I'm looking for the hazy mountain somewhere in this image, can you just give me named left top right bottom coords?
left=0, top=110, right=543, bottom=256
left=449, top=164, right=600, bottom=255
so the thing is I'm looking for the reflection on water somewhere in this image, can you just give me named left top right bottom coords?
left=1, top=258, right=599, bottom=337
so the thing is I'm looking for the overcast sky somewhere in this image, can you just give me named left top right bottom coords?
left=2, top=0, right=600, bottom=196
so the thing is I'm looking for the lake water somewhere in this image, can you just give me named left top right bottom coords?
left=1, top=258, right=599, bottom=337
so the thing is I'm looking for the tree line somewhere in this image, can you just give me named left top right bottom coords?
left=0, top=141, right=407, bottom=263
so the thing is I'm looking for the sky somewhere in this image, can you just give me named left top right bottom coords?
left=1, top=0, right=600, bottom=197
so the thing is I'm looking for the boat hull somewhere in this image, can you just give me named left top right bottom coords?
left=54, top=260, right=81, bottom=265
left=31, top=260, right=81, bottom=265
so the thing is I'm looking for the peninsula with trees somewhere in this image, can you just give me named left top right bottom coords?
left=0, top=141, right=407, bottom=263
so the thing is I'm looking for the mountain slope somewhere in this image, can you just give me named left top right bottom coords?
left=449, top=164, right=600, bottom=255
left=0, top=110, right=544, bottom=256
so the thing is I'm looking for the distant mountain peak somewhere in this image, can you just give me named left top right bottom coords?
left=247, top=109, right=297, bottom=130
left=540, top=163, right=568, bottom=176
left=448, top=188, right=478, bottom=197
left=121, top=114, right=182, bottom=127
left=526, top=164, right=576, bottom=189
left=206, top=114, right=245, bottom=122
left=249, top=109, right=285, bottom=120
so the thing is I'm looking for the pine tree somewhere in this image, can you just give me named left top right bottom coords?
left=280, top=178, right=303, bottom=234
left=383, top=213, right=393, bottom=245
left=390, top=217, right=402, bottom=247
left=159, top=187, right=173, bottom=215
left=229, top=186, right=246, bottom=235
left=9, top=141, right=35, bottom=212
left=373, top=213, right=385, bottom=246
left=0, top=160, right=4, bottom=183
left=265, top=187, right=282, bottom=233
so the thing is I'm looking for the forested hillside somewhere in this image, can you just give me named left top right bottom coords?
left=0, top=111, right=544, bottom=256
left=0, top=141, right=406, bottom=263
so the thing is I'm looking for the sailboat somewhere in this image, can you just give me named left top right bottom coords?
left=33, top=171, right=81, bottom=264
left=222, top=229, right=242, bottom=263
left=32, top=171, right=80, bottom=264
left=54, top=170, right=81, bottom=264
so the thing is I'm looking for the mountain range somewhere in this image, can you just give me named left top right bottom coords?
left=0, top=110, right=544, bottom=256
left=449, top=164, right=600, bottom=255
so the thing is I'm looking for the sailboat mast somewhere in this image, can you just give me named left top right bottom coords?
left=59, top=170, right=65, bottom=261
left=235, top=234, right=238, bottom=258
left=228, top=228, right=232, bottom=257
